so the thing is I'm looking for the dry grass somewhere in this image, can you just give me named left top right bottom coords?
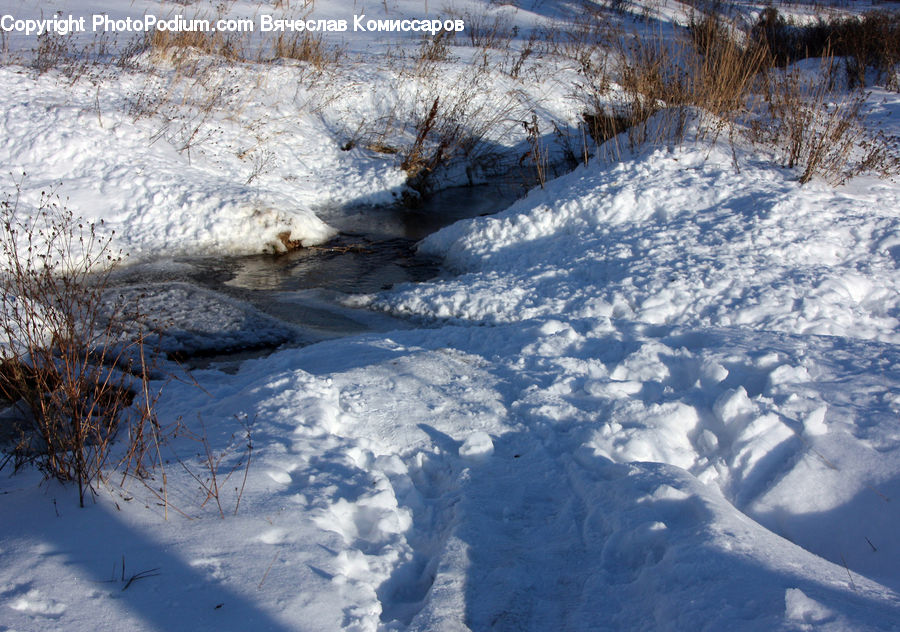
left=399, top=86, right=512, bottom=196
left=756, top=56, right=899, bottom=184
left=751, top=7, right=900, bottom=89
left=0, top=183, right=161, bottom=506
left=614, top=14, right=766, bottom=144
left=148, top=29, right=247, bottom=64
left=415, top=30, right=456, bottom=67
left=272, top=31, right=338, bottom=67
left=586, top=9, right=898, bottom=184
left=29, top=30, right=133, bottom=80
left=460, top=8, right=515, bottom=50
left=145, top=15, right=342, bottom=70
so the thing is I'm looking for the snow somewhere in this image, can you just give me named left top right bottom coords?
left=3, top=0, right=900, bottom=630
left=379, top=123, right=900, bottom=343
left=458, top=431, right=494, bottom=462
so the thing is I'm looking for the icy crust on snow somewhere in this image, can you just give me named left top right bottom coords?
left=378, top=137, right=900, bottom=343
left=110, top=282, right=299, bottom=355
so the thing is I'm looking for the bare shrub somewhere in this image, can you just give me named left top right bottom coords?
left=401, top=96, right=443, bottom=181
left=134, top=63, right=242, bottom=163
left=459, top=9, right=515, bottom=50
left=541, top=4, right=616, bottom=74
left=0, top=183, right=159, bottom=506
left=520, top=113, right=548, bottom=188
left=395, top=75, right=523, bottom=197
left=835, top=11, right=900, bottom=90
left=172, top=414, right=253, bottom=518
left=31, top=30, right=125, bottom=80
left=415, top=30, right=456, bottom=67
left=507, top=31, right=538, bottom=79
left=33, top=32, right=78, bottom=75
left=759, top=58, right=898, bottom=184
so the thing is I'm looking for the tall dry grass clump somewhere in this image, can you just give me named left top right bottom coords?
left=272, top=31, right=337, bottom=67
left=686, top=14, right=768, bottom=122
left=398, top=86, right=517, bottom=197
left=148, top=28, right=247, bottom=63
left=611, top=13, right=766, bottom=149
left=751, top=8, right=900, bottom=89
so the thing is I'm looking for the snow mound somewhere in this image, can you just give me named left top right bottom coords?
left=0, top=66, right=338, bottom=257
left=380, top=136, right=900, bottom=343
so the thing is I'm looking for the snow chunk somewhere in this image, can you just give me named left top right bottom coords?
left=785, top=588, right=834, bottom=627
left=459, top=431, right=494, bottom=462
left=803, top=405, right=828, bottom=437
left=700, top=359, right=729, bottom=387
left=768, top=364, right=812, bottom=388
left=585, top=379, right=643, bottom=399
left=608, top=402, right=701, bottom=469
left=713, top=387, right=756, bottom=426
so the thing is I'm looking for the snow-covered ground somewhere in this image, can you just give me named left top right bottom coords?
left=3, top=0, right=900, bottom=630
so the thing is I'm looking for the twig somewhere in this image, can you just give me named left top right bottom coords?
left=840, top=553, right=857, bottom=592
left=141, top=340, right=168, bottom=521
left=122, top=568, right=161, bottom=591
left=258, top=552, right=278, bottom=590
left=233, top=416, right=254, bottom=516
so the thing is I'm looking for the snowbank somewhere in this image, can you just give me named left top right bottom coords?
left=379, top=129, right=900, bottom=343
left=0, top=66, right=338, bottom=256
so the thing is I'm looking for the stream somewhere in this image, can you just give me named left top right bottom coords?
left=111, top=183, right=521, bottom=368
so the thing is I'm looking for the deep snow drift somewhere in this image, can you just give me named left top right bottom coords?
left=2, top=0, right=900, bottom=631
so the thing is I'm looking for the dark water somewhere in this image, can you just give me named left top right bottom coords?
left=111, top=183, right=520, bottom=362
